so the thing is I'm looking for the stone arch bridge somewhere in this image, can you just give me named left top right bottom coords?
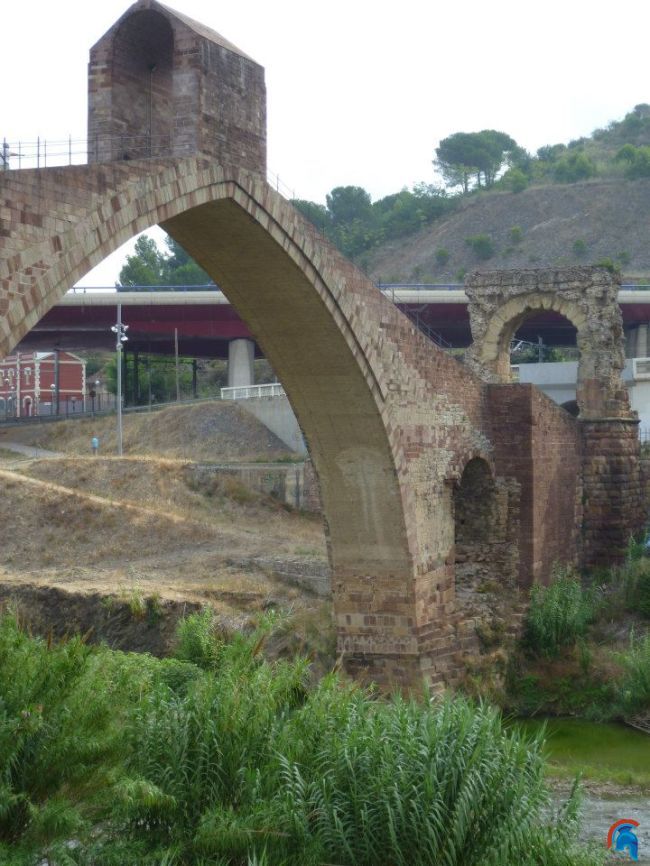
left=0, top=0, right=644, bottom=689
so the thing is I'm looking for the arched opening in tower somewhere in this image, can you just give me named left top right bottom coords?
left=112, top=10, right=174, bottom=159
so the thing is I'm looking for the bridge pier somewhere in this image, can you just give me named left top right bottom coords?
left=227, top=338, right=255, bottom=388
left=581, top=418, right=645, bottom=566
left=625, top=323, right=650, bottom=358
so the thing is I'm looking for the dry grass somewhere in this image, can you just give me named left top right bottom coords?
left=0, top=400, right=299, bottom=462
left=0, top=402, right=329, bottom=649
left=0, top=451, right=327, bottom=625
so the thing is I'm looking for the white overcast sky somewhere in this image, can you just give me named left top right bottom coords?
left=3, top=0, right=650, bottom=286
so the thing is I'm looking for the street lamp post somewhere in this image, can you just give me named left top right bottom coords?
left=49, top=383, right=56, bottom=415
left=111, top=304, right=129, bottom=456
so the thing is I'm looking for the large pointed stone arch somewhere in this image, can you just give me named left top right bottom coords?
left=0, top=156, right=507, bottom=687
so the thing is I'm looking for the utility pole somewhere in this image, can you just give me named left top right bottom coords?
left=111, top=304, right=129, bottom=456
left=174, top=327, right=180, bottom=401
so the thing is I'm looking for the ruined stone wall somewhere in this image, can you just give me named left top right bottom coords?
left=488, top=384, right=582, bottom=585
left=466, top=266, right=629, bottom=419
left=466, top=265, right=644, bottom=571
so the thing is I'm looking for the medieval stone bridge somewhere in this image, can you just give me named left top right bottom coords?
left=0, top=0, right=644, bottom=688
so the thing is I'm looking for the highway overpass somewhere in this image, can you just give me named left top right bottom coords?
left=13, top=284, right=650, bottom=358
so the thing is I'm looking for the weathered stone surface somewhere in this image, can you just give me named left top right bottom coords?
left=465, top=266, right=628, bottom=419
left=465, top=266, right=644, bottom=571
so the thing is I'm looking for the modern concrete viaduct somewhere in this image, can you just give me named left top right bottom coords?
left=0, top=0, right=644, bottom=688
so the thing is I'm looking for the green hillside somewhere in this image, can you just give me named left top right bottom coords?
left=291, top=104, right=650, bottom=283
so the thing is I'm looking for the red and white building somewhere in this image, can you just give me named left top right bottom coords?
left=0, top=351, right=87, bottom=418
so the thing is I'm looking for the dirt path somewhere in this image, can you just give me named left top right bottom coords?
left=0, top=440, right=63, bottom=458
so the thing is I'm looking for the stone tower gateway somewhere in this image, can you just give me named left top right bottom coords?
left=87, top=0, right=266, bottom=172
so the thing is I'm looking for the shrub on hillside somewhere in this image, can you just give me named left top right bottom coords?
left=553, top=153, right=597, bottom=183
left=572, top=238, right=587, bottom=257
left=505, top=168, right=528, bottom=192
left=465, top=233, right=495, bottom=261
left=435, top=247, right=450, bottom=265
left=615, top=143, right=650, bottom=179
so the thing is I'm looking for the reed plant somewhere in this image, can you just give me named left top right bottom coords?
left=0, top=611, right=604, bottom=866
left=616, top=629, right=650, bottom=711
left=522, top=569, right=601, bottom=658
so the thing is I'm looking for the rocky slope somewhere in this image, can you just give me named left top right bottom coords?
left=366, top=177, right=650, bottom=284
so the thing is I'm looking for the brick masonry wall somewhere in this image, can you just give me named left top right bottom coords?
left=582, top=419, right=645, bottom=566
left=488, top=383, right=582, bottom=585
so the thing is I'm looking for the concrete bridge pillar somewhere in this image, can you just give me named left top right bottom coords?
left=227, top=338, right=255, bottom=388
left=625, top=324, right=649, bottom=358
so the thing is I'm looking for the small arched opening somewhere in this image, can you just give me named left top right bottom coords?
left=22, top=396, right=33, bottom=418
left=560, top=399, right=579, bottom=417
left=112, top=10, right=174, bottom=159
left=453, top=457, right=498, bottom=596
left=509, top=309, right=581, bottom=414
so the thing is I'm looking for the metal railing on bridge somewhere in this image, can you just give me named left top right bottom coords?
left=377, top=282, right=650, bottom=292
left=66, top=284, right=220, bottom=294
left=1, top=135, right=296, bottom=199
left=221, top=383, right=285, bottom=400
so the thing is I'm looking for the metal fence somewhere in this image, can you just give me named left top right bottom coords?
left=1, top=135, right=296, bottom=199
left=221, top=383, right=285, bottom=400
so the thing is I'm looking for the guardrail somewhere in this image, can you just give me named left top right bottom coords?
left=66, top=284, right=220, bottom=294
left=378, top=282, right=650, bottom=292
left=221, top=383, right=285, bottom=400
left=1, top=135, right=296, bottom=199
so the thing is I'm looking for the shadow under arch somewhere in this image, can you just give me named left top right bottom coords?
left=454, top=457, right=495, bottom=556
left=452, top=455, right=517, bottom=598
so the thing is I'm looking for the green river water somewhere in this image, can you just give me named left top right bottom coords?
left=512, top=718, right=650, bottom=861
left=512, top=717, right=650, bottom=787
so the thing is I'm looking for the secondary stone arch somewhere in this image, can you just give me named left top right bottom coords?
left=479, top=292, right=587, bottom=381
left=465, top=267, right=630, bottom=418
